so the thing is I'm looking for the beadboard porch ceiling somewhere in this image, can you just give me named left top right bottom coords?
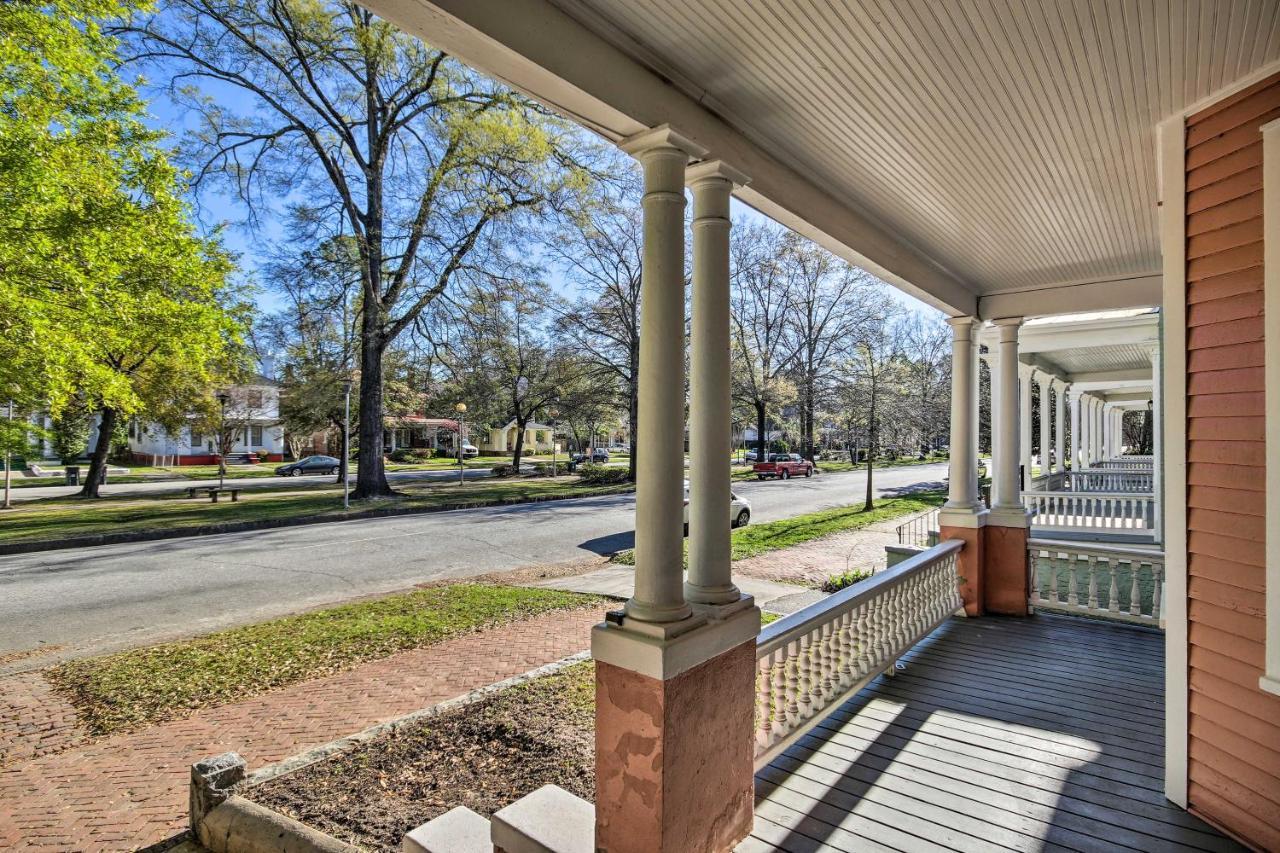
left=359, top=0, right=1280, bottom=318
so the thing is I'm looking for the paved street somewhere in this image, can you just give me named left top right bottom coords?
left=0, top=463, right=945, bottom=664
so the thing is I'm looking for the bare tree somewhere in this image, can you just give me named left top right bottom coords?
left=121, top=0, right=594, bottom=498
left=783, top=234, right=882, bottom=461
left=842, top=301, right=905, bottom=511
left=548, top=184, right=643, bottom=479
left=730, top=220, right=801, bottom=459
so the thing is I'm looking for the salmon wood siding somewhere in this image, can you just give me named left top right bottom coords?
left=1184, top=73, right=1280, bottom=852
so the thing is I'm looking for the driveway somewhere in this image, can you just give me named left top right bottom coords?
left=0, top=463, right=946, bottom=665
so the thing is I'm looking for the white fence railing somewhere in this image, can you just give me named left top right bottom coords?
left=895, top=506, right=940, bottom=548
left=753, top=540, right=963, bottom=768
left=1022, top=491, right=1155, bottom=534
left=1029, top=539, right=1164, bottom=626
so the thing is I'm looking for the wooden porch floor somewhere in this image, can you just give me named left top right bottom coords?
left=741, top=614, right=1244, bottom=852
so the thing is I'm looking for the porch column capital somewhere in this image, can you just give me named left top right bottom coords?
left=621, top=123, right=709, bottom=160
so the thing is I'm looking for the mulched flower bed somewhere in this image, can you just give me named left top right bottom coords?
left=249, top=661, right=596, bottom=852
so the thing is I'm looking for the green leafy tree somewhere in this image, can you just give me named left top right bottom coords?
left=122, top=0, right=597, bottom=499
left=51, top=402, right=94, bottom=463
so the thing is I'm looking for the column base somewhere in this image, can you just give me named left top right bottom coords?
left=983, top=516, right=1033, bottom=616
left=594, top=608, right=759, bottom=853
left=938, top=507, right=988, bottom=617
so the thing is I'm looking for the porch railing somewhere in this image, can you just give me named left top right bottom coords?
left=1094, top=456, right=1153, bottom=470
left=895, top=506, right=940, bottom=548
left=1022, top=490, right=1154, bottom=533
left=753, top=539, right=963, bottom=768
left=1064, top=468, right=1153, bottom=492
left=1029, top=538, right=1164, bottom=625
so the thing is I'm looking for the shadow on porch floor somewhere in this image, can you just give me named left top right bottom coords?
left=741, top=614, right=1243, bottom=852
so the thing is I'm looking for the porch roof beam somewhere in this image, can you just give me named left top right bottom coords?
left=976, top=275, right=1161, bottom=321
left=357, top=0, right=977, bottom=317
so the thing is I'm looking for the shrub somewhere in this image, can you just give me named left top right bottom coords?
left=389, top=448, right=412, bottom=462
left=491, top=463, right=515, bottom=477
left=577, top=464, right=629, bottom=485
left=821, top=569, right=873, bottom=594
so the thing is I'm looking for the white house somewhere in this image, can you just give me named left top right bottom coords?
left=127, top=376, right=286, bottom=465
left=477, top=420, right=557, bottom=454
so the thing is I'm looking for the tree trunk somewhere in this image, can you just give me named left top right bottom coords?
left=334, top=420, right=348, bottom=485
left=353, top=331, right=394, bottom=499
left=864, top=397, right=876, bottom=512
left=511, top=414, right=527, bottom=471
left=755, top=400, right=768, bottom=460
left=79, top=407, right=117, bottom=499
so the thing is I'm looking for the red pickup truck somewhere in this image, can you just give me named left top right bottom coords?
left=752, top=453, right=815, bottom=481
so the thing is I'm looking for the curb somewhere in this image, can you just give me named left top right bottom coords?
left=0, top=487, right=635, bottom=556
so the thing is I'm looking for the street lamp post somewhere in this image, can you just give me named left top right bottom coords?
left=215, top=391, right=230, bottom=490
left=454, top=402, right=467, bottom=484
left=342, top=379, right=353, bottom=510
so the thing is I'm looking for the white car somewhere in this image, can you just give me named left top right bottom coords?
left=460, top=442, right=479, bottom=458
left=683, top=481, right=752, bottom=529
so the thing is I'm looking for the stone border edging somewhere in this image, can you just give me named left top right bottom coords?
left=243, top=650, right=593, bottom=789
left=0, top=487, right=634, bottom=556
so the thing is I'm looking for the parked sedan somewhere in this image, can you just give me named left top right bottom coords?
left=275, top=455, right=341, bottom=476
left=683, top=481, right=752, bottom=530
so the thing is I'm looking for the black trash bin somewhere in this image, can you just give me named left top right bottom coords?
left=65, top=466, right=80, bottom=486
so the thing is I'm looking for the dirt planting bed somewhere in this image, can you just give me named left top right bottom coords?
left=249, top=661, right=596, bottom=851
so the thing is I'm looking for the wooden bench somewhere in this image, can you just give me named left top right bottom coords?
left=185, top=486, right=241, bottom=503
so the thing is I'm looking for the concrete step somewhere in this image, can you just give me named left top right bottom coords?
left=491, top=785, right=594, bottom=853
left=403, top=806, right=492, bottom=853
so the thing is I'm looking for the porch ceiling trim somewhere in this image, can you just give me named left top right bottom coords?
left=977, top=274, right=1162, bottom=321
left=359, top=0, right=978, bottom=315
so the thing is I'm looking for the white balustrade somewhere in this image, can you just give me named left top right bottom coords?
left=1061, top=468, right=1153, bottom=492
left=1022, top=490, right=1155, bottom=533
left=753, top=540, right=963, bottom=767
left=1028, top=538, right=1164, bottom=625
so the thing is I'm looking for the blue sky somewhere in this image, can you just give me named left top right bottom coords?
left=137, top=66, right=937, bottom=321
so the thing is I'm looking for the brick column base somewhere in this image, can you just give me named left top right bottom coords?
left=595, top=638, right=756, bottom=853
left=939, top=525, right=985, bottom=616
left=983, top=523, right=1031, bottom=615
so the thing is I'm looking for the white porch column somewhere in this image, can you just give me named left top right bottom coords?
left=1102, top=403, right=1113, bottom=459
left=1069, top=389, right=1081, bottom=470
left=685, top=160, right=749, bottom=607
left=1082, top=396, right=1094, bottom=465
left=1037, top=373, right=1052, bottom=479
left=943, top=317, right=981, bottom=512
left=1152, top=346, right=1163, bottom=541
left=991, top=319, right=1025, bottom=513
left=1095, top=398, right=1105, bottom=462
left=983, top=351, right=1000, bottom=498
left=621, top=128, right=702, bottom=624
left=1054, top=380, right=1067, bottom=475
left=1019, top=367, right=1033, bottom=490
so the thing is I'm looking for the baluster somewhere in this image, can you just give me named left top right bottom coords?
left=1107, top=558, right=1120, bottom=613
left=1129, top=560, right=1141, bottom=615
left=1067, top=550, right=1079, bottom=606
left=784, top=639, right=802, bottom=728
left=769, top=652, right=788, bottom=744
left=755, top=654, right=773, bottom=750
left=1151, top=562, right=1163, bottom=621
left=817, top=621, right=835, bottom=702
left=796, top=633, right=815, bottom=720
left=1046, top=549, right=1059, bottom=604
left=1087, top=554, right=1099, bottom=611
left=1029, top=549, right=1042, bottom=602
left=854, top=603, right=873, bottom=678
left=837, top=611, right=855, bottom=687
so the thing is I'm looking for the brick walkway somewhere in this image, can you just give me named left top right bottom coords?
left=0, top=606, right=605, bottom=852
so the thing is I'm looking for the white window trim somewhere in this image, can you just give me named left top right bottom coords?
left=1261, top=119, right=1280, bottom=697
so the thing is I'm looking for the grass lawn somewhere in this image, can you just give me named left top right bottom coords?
left=47, top=583, right=607, bottom=736
left=0, top=477, right=633, bottom=544
left=611, top=491, right=946, bottom=566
